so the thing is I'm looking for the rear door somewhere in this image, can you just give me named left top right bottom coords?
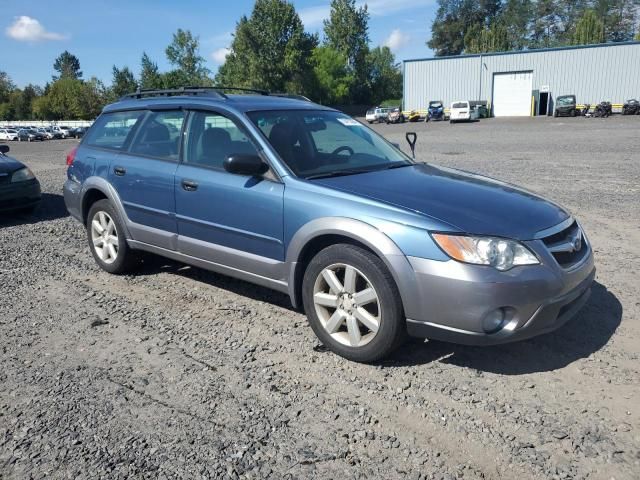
left=174, top=110, right=285, bottom=273
left=107, top=109, right=185, bottom=250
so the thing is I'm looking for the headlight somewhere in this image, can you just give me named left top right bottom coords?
left=431, top=233, right=539, bottom=271
left=11, top=167, right=36, bottom=183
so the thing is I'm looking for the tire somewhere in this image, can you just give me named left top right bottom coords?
left=450, top=120, right=455, bottom=124
left=554, top=110, right=558, bottom=117
left=302, top=244, right=405, bottom=363
left=571, top=109, right=576, bottom=117
left=86, top=199, right=139, bottom=274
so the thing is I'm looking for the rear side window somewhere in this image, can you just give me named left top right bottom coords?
left=129, top=110, right=185, bottom=160
left=84, top=111, right=145, bottom=150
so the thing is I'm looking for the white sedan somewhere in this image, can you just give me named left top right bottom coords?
left=449, top=100, right=471, bottom=123
left=0, top=128, right=19, bottom=141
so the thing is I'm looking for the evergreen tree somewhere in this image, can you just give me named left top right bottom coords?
left=572, top=10, right=605, bottom=45
left=323, top=0, right=370, bottom=102
left=53, top=51, right=82, bottom=81
left=140, top=53, right=163, bottom=89
left=465, top=23, right=511, bottom=53
left=367, top=46, right=403, bottom=105
left=311, top=47, right=354, bottom=105
left=165, top=29, right=211, bottom=85
left=215, top=0, right=317, bottom=94
left=111, top=66, right=138, bottom=98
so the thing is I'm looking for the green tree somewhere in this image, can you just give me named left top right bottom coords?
left=111, top=66, right=138, bottom=99
left=465, top=22, right=511, bottom=53
left=140, top=52, right=163, bottom=89
left=636, top=28, right=640, bottom=40
left=428, top=0, right=504, bottom=56
left=0, top=71, right=15, bottom=103
left=572, top=10, right=605, bottom=45
left=216, top=0, right=317, bottom=94
left=529, top=0, right=562, bottom=48
left=311, top=46, right=354, bottom=104
left=367, top=46, right=402, bottom=105
left=165, top=29, right=211, bottom=85
left=53, top=51, right=82, bottom=81
left=499, top=0, right=532, bottom=50
left=78, top=77, right=108, bottom=119
left=594, top=0, right=639, bottom=42
left=323, top=0, right=370, bottom=102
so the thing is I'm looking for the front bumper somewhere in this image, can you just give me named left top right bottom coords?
left=0, top=179, right=41, bottom=212
left=403, top=242, right=595, bottom=346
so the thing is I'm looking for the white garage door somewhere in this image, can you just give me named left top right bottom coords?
left=492, top=72, right=533, bottom=117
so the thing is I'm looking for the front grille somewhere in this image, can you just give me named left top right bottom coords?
left=541, top=221, right=588, bottom=268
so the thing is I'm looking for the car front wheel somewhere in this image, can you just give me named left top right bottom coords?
left=302, top=244, right=405, bottom=362
left=87, top=199, right=138, bottom=274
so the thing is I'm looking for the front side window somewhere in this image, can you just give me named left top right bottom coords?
left=184, top=111, right=259, bottom=169
left=129, top=110, right=185, bottom=160
left=248, top=110, right=411, bottom=179
left=84, top=111, right=145, bottom=150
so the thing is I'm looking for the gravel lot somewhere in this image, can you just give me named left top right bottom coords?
left=1, top=116, right=639, bottom=480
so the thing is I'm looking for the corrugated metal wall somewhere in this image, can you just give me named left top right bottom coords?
left=403, top=42, right=640, bottom=113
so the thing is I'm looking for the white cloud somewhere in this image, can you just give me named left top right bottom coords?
left=299, top=6, right=330, bottom=29
left=5, top=16, right=66, bottom=42
left=384, top=29, right=410, bottom=50
left=211, top=47, right=230, bottom=64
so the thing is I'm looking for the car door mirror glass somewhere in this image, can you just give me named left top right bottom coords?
left=224, top=154, right=269, bottom=176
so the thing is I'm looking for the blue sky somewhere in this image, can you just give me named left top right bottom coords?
left=1, top=0, right=437, bottom=88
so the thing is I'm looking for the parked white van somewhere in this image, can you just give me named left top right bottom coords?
left=449, top=100, right=471, bottom=123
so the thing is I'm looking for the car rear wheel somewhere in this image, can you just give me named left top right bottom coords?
left=87, top=199, right=138, bottom=274
left=302, top=244, right=405, bottom=362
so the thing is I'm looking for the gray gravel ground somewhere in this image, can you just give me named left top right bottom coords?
left=1, top=116, right=639, bottom=480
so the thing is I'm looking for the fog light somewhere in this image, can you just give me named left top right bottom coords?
left=482, top=308, right=506, bottom=334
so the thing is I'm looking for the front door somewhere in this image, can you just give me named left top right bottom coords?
left=174, top=110, right=285, bottom=275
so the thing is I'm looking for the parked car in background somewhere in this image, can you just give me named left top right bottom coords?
left=622, top=99, right=640, bottom=115
left=63, top=87, right=595, bottom=362
left=386, top=107, right=405, bottom=124
left=44, top=127, right=63, bottom=139
left=426, top=101, right=444, bottom=122
left=450, top=101, right=471, bottom=123
left=365, top=107, right=390, bottom=124
left=0, top=144, right=41, bottom=214
left=18, top=129, right=46, bottom=142
left=0, top=128, right=19, bottom=141
left=554, top=95, right=577, bottom=117
left=50, top=126, right=70, bottom=138
left=36, top=128, right=53, bottom=140
left=70, top=127, right=88, bottom=138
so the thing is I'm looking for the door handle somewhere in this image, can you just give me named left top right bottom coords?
left=113, top=166, right=126, bottom=176
left=181, top=179, right=198, bottom=191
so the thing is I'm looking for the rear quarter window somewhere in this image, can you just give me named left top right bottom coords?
left=84, top=111, right=145, bottom=150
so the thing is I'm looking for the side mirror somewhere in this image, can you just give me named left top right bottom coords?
left=224, top=154, right=269, bottom=176
left=0, top=145, right=9, bottom=155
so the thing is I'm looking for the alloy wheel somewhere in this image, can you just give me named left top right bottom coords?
left=312, top=263, right=381, bottom=347
left=90, top=211, right=119, bottom=264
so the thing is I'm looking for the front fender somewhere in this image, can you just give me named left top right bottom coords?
left=285, top=217, right=419, bottom=314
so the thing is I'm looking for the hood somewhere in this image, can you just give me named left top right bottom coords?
left=0, top=154, right=24, bottom=174
left=311, top=164, right=569, bottom=240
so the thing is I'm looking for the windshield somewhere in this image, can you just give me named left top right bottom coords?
left=556, top=96, right=575, bottom=106
left=430, top=102, right=442, bottom=108
left=248, top=110, right=412, bottom=179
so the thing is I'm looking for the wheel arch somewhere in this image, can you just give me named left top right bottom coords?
left=285, top=217, right=418, bottom=314
left=80, top=177, right=132, bottom=239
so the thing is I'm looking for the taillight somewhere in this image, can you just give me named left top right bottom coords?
left=66, top=146, right=78, bottom=166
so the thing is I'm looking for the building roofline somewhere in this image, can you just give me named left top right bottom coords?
left=403, top=41, right=640, bottom=64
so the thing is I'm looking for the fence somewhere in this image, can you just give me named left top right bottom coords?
left=0, top=120, right=94, bottom=128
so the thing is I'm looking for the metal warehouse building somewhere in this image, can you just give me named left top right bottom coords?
left=403, top=41, right=640, bottom=117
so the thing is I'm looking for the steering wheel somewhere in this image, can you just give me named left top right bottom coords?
left=331, top=146, right=354, bottom=157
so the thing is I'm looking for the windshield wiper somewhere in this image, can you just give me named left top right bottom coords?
left=381, top=162, right=412, bottom=170
left=304, top=169, right=371, bottom=180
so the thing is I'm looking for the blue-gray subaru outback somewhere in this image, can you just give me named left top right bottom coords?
left=63, top=88, right=595, bottom=362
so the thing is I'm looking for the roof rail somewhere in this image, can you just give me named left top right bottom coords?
left=121, top=85, right=309, bottom=101
left=121, top=86, right=228, bottom=100
left=213, top=86, right=269, bottom=96
left=271, top=93, right=312, bottom=102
